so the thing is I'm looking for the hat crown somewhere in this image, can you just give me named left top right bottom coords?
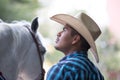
left=76, top=13, right=101, bottom=41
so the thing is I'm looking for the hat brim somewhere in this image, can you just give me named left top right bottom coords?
left=50, top=14, right=99, bottom=63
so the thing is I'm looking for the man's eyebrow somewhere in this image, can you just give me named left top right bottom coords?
left=63, top=26, right=67, bottom=30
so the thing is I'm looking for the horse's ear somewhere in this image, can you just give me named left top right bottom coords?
left=0, top=19, right=3, bottom=23
left=31, top=17, right=39, bottom=32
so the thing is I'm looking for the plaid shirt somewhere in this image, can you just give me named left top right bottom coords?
left=46, top=51, right=104, bottom=80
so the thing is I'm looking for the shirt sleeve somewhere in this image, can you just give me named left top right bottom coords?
left=46, top=64, right=63, bottom=80
left=46, top=64, right=88, bottom=80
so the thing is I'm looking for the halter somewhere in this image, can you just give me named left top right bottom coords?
left=0, top=72, right=6, bottom=80
left=25, top=26, right=45, bottom=80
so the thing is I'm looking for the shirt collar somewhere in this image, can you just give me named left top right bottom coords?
left=60, top=51, right=88, bottom=62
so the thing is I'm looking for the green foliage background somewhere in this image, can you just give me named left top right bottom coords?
left=0, top=0, right=40, bottom=22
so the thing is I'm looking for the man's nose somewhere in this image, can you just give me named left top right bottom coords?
left=57, top=31, right=62, bottom=37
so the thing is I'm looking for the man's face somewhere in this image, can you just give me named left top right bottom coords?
left=55, top=24, right=75, bottom=54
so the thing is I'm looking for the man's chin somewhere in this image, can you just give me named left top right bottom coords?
left=54, top=45, right=60, bottom=50
left=54, top=45, right=58, bottom=49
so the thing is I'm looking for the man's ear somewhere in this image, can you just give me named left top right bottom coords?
left=72, top=35, right=80, bottom=45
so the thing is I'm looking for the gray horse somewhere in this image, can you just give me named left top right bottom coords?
left=0, top=18, right=46, bottom=80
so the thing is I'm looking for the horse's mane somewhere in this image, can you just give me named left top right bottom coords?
left=0, top=20, right=32, bottom=55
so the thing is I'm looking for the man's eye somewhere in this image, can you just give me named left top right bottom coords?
left=63, top=28, right=67, bottom=31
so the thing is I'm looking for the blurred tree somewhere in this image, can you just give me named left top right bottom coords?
left=97, top=27, right=120, bottom=80
left=0, top=0, right=41, bottom=22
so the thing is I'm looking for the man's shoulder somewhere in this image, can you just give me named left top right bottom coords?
left=58, top=57, right=90, bottom=71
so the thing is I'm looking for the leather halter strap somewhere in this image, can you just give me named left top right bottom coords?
left=25, top=26, right=45, bottom=80
left=0, top=72, right=6, bottom=80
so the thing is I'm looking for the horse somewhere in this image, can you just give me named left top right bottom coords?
left=0, top=18, right=46, bottom=80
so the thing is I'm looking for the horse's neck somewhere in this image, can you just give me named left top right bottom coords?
left=0, top=22, right=44, bottom=80
left=0, top=25, right=40, bottom=80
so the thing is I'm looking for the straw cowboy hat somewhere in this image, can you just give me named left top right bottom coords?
left=50, top=12, right=101, bottom=63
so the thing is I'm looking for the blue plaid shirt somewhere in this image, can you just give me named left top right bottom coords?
left=46, top=51, right=104, bottom=80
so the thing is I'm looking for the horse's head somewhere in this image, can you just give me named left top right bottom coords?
left=29, top=17, right=46, bottom=55
left=0, top=18, right=46, bottom=80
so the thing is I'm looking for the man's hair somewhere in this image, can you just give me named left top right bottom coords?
left=68, top=24, right=90, bottom=51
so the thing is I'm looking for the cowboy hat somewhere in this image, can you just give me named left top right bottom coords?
left=50, top=12, right=101, bottom=63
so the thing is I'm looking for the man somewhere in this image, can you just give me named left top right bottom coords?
left=46, top=12, right=104, bottom=80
